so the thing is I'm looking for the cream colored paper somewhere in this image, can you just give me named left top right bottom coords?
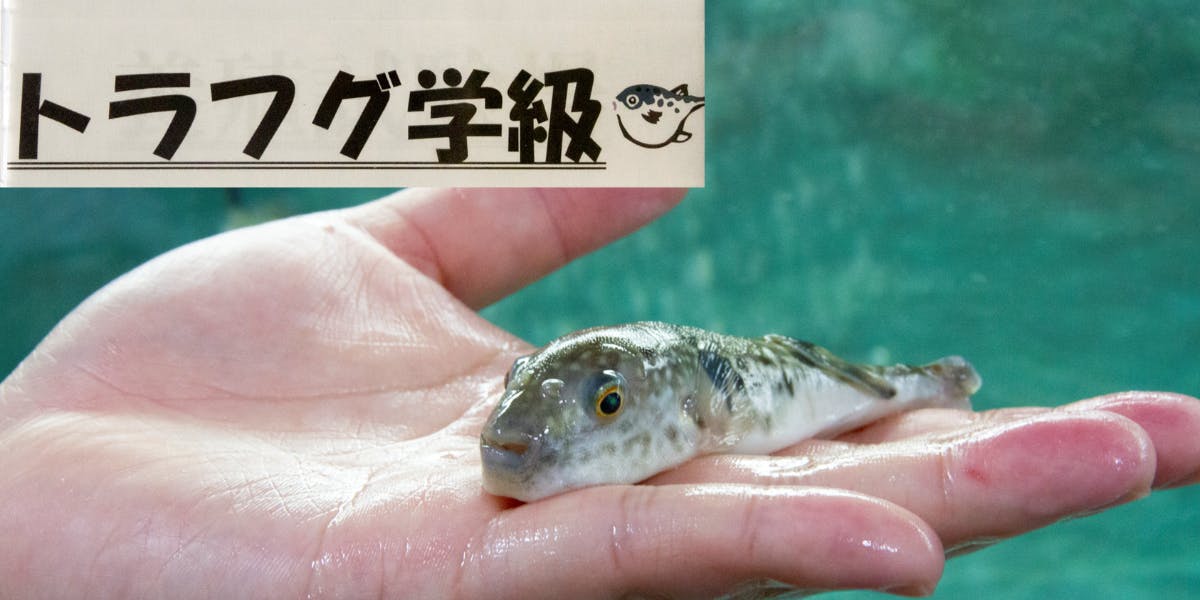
left=1, top=1, right=703, bottom=186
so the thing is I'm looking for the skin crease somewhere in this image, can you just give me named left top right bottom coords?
left=0, top=188, right=1197, bottom=599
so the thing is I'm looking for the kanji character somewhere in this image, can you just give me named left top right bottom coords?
left=505, top=68, right=601, bottom=163
left=407, top=68, right=502, bottom=163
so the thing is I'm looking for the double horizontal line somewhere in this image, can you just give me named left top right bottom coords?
left=4, top=159, right=609, bottom=171
left=7, top=161, right=607, bottom=171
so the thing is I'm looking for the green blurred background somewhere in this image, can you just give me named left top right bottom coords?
left=2, top=2, right=1197, bottom=598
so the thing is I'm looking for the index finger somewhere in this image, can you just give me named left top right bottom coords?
left=459, top=484, right=944, bottom=598
left=651, top=410, right=1158, bottom=553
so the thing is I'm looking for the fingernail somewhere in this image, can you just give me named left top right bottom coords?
left=1063, top=392, right=1200, bottom=488
left=878, top=581, right=938, bottom=597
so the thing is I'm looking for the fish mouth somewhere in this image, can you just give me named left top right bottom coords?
left=481, top=431, right=551, bottom=500
left=641, top=109, right=662, bottom=124
left=480, top=431, right=540, bottom=474
left=480, top=440, right=529, bottom=471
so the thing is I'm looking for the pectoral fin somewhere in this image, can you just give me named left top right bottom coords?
left=672, top=130, right=693, bottom=143
left=765, top=335, right=898, bottom=399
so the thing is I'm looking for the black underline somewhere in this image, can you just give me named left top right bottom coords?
left=7, top=161, right=606, bottom=171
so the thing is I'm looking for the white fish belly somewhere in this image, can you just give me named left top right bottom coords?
left=729, top=370, right=965, bottom=454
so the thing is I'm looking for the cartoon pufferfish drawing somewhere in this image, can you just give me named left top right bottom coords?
left=613, top=84, right=704, bottom=148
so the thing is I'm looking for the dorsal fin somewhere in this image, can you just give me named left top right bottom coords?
left=670, top=84, right=689, bottom=96
left=764, top=335, right=897, bottom=399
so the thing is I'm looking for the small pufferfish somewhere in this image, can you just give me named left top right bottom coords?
left=480, top=322, right=979, bottom=502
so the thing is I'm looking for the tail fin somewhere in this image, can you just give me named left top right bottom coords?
left=927, top=356, right=981, bottom=403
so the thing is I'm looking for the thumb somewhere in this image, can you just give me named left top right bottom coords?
left=342, top=187, right=685, bottom=309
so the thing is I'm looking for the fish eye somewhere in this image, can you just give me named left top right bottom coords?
left=624, top=94, right=640, bottom=108
left=591, top=370, right=627, bottom=421
left=594, top=385, right=623, bottom=418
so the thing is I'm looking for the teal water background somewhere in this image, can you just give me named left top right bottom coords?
left=2, top=2, right=1197, bottom=598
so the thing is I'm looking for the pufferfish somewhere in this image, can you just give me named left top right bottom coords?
left=480, top=322, right=979, bottom=502
left=613, top=84, right=705, bottom=148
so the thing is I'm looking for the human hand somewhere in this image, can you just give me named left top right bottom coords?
left=1, top=188, right=1197, bottom=599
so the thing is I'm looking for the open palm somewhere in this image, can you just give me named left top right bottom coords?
left=2, top=188, right=1197, bottom=599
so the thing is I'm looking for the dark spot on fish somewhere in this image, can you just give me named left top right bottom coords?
left=623, top=432, right=652, bottom=453
left=700, top=349, right=746, bottom=393
left=601, top=442, right=617, bottom=456
left=665, top=425, right=679, bottom=442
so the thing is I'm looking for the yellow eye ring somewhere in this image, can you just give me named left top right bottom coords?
left=594, top=383, right=623, bottom=419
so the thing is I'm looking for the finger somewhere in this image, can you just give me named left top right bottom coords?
left=461, top=485, right=944, bottom=599
left=1065, top=391, right=1200, bottom=488
left=652, top=411, right=1156, bottom=553
left=341, top=188, right=685, bottom=309
left=834, top=409, right=995, bottom=444
left=834, top=407, right=1056, bottom=445
left=844, top=392, right=1200, bottom=489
